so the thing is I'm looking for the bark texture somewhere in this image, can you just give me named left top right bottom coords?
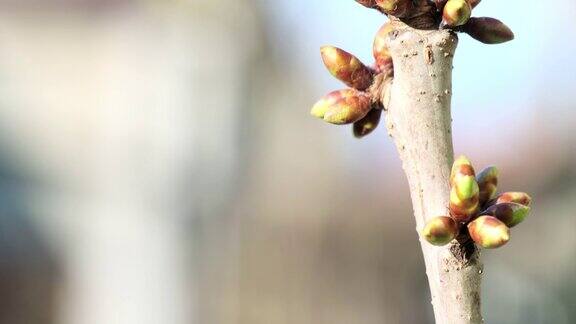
left=382, top=25, right=484, bottom=324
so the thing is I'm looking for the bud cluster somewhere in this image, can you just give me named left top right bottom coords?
left=354, top=0, right=514, bottom=44
left=310, top=22, right=395, bottom=138
left=422, top=155, right=532, bottom=249
left=437, top=0, right=513, bottom=44
left=311, top=2, right=515, bottom=137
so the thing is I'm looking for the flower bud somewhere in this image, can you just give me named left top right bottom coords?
left=450, top=155, right=476, bottom=186
left=493, top=192, right=532, bottom=207
left=422, top=216, right=459, bottom=246
left=449, top=156, right=479, bottom=222
left=353, top=107, right=382, bottom=138
left=462, top=17, right=514, bottom=44
left=320, top=89, right=372, bottom=125
left=373, top=22, right=394, bottom=73
left=483, top=202, right=530, bottom=227
left=320, top=46, right=374, bottom=90
left=450, top=175, right=480, bottom=222
left=476, top=166, right=499, bottom=206
left=375, top=0, right=414, bottom=18
left=467, top=216, right=510, bottom=249
left=441, top=0, right=471, bottom=28
left=311, top=90, right=345, bottom=119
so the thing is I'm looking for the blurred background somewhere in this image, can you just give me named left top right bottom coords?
left=0, top=0, right=573, bottom=323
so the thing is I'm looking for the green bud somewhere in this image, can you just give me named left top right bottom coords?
left=450, top=175, right=480, bottom=223
left=373, top=22, right=394, bottom=73
left=353, top=107, right=382, bottom=138
left=493, top=192, right=532, bottom=207
left=450, top=155, right=476, bottom=186
left=321, top=89, right=372, bottom=125
left=467, top=216, right=510, bottom=249
left=476, top=166, right=499, bottom=207
left=441, top=0, right=471, bottom=28
left=311, top=90, right=345, bottom=119
left=320, top=46, right=374, bottom=90
left=422, top=216, right=459, bottom=246
left=375, top=0, right=414, bottom=18
left=462, top=17, right=514, bottom=44
left=450, top=156, right=479, bottom=222
left=483, top=202, right=530, bottom=227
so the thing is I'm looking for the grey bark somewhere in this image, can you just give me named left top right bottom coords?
left=381, top=25, right=484, bottom=324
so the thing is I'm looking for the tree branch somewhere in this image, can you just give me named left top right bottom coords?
left=382, top=23, right=483, bottom=323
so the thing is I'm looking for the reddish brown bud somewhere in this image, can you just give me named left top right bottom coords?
left=492, top=192, right=532, bottom=207
left=483, top=202, right=530, bottom=228
left=468, top=0, right=481, bottom=8
left=353, top=107, right=382, bottom=138
left=320, top=46, right=374, bottom=90
left=375, top=0, right=414, bottom=18
left=468, top=216, right=510, bottom=249
left=422, top=216, right=459, bottom=246
left=317, top=89, right=372, bottom=125
left=462, top=17, right=514, bottom=44
left=441, top=0, right=471, bottom=28
left=373, top=22, right=394, bottom=73
left=476, top=166, right=499, bottom=206
left=355, top=0, right=377, bottom=8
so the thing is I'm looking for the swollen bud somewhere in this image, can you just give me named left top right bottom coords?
left=450, top=155, right=475, bottom=186
left=462, top=17, right=514, bottom=44
left=441, top=0, right=471, bottom=28
left=422, top=216, right=459, bottom=246
left=450, top=176, right=480, bottom=222
left=318, top=89, right=372, bottom=125
left=320, top=46, right=374, bottom=90
left=476, top=166, right=499, bottom=206
left=375, top=0, right=414, bottom=18
left=468, top=216, right=510, bottom=249
left=450, top=155, right=479, bottom=222
left=353, top=108, right=382, bottom=138
left=483, top=202, right=530, bottom=228
left=311, top=90, right=344, bottom=119
left=373, top=22, right=394, bottom=73
left=493, top=192, right=532, bottom=207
